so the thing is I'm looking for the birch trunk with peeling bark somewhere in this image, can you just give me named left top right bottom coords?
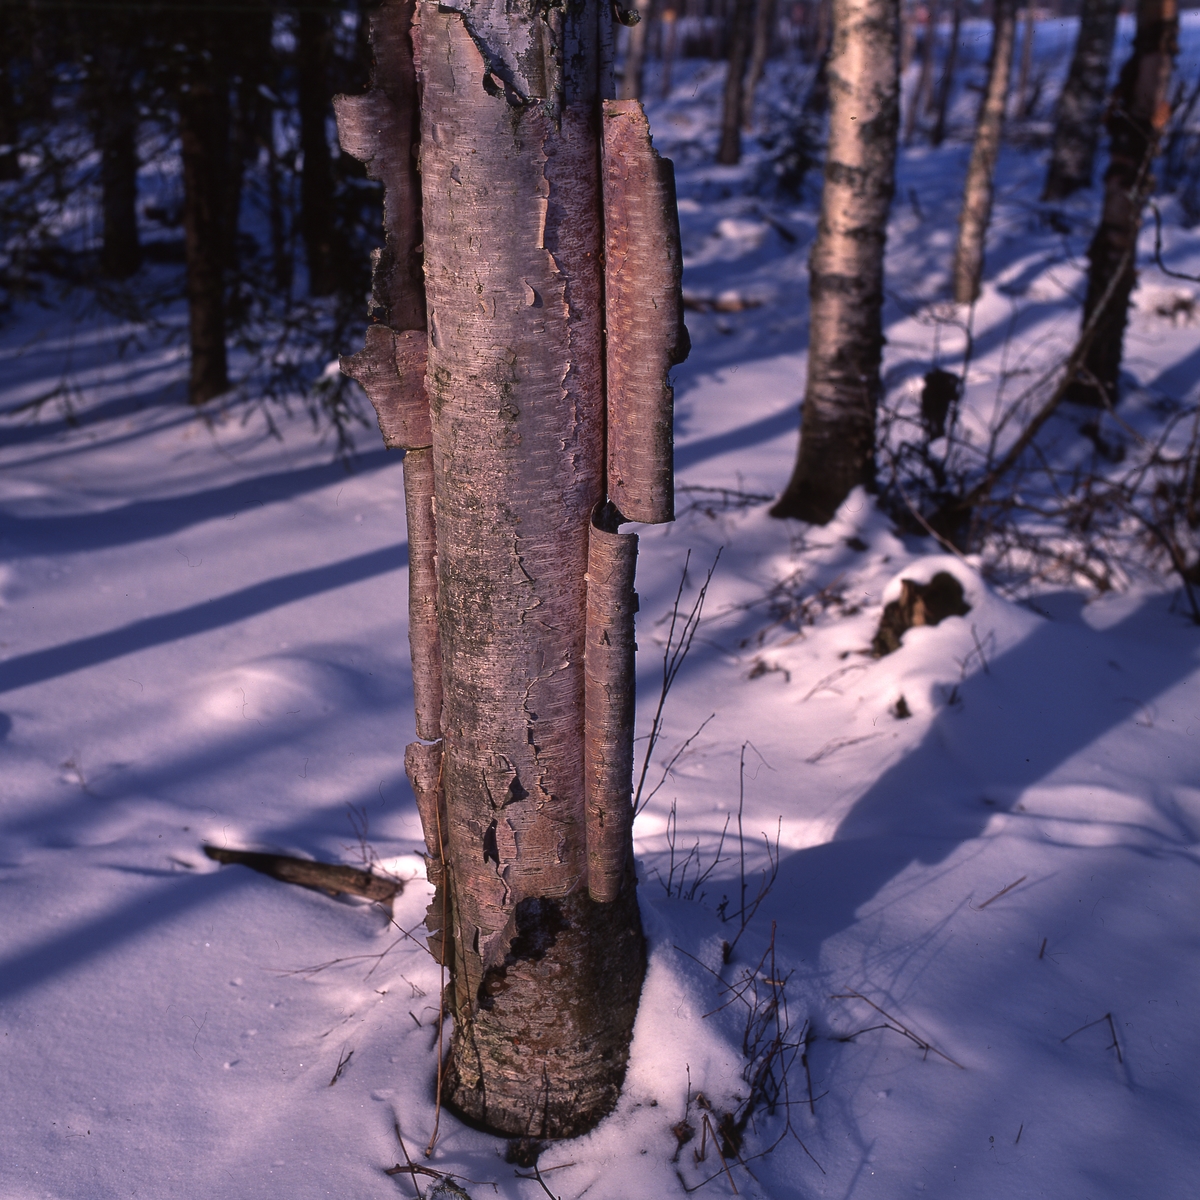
left=951, top=0, right=1017, bottom=305
left=1042, top=0, right=1121, bottom=201
left=1066, top=0, right=1178, bottom=406
left=337, top=0, right=686, bottom=1139
left=770, top=0, right=900, bottom=524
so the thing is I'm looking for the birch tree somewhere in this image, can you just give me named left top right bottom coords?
left=770, top=0, right=900, bottom=524
left=1042, top=0, right=1121, bottom=201
left=337, top=0, right=686, bottom=1140
left=1066, top=0, right=1179, bottom=406
left=950, top=0, right=1017, bottom=304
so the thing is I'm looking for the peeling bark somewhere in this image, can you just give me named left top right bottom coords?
left=603, top=99, right=687, bottom=525
left=417, top=0, right=646, bottom=1139
left=1067, top=0, right=1178, bottom=407
left=1042, top=0, right=1121, bottom=202
left=951, top=0, right=1017, bottom=305
left=770, top=0, right=900, bottom=524
left=584, top=507, right=638, bottom=904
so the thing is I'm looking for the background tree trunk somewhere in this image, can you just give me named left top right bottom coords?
left=951, top=0, right=1017, bottom=304
left=771, top=0, right=900, bottom=523
left=1067, top=0, right=1179, bottom=406
left=903, top=2, right=936, bottom=145
left=928, top=0, right=961, bottom=146
left=299, top=4, right=339, bottom=296
left=1041, top=0, right=1121, bottom=201
left=619, top=0, right=656, bottom=100
left=0, top=10, right=22, bottom=182
left=743, top=0, right=778, bottom=128
left=179, top=72, right=230, bottom=404
left=92, top=43, right=141, bottom=280
left=1014, top=6, right=1035, bottom=118
left=717, top=0, right=758, bottom=163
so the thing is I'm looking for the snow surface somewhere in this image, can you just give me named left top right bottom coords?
left=4, top=20, right=1200, bottom=1200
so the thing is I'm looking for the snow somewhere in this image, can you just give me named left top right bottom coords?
left=4, top=21, right=1200, bottom=1200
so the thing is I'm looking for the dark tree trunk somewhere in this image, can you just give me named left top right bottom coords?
left=1014, top=6, right=1035, bottom=117
left=951, top=0, right=1017, bottom=304
left=771, top=0, right=900, bottom=524
left=179, top=76, right=230, bottom=404
left=336, top=0, right=687, bottom=1138
left=929, top=0, right=962, bottom=146
left=0, top=11, right=20, bottom=182
left=92, top=44, right=141, bottom=280
left=717, top=0, right=758, bottom=162
left=1042, top=0, right=1121, bottom=200
left=1067, top=0, right=1179, bottom=406
left=298, top=5, right=339, bottom=295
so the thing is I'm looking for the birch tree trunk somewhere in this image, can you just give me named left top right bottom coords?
left=1041, top=0, right=1121, bottom=201
left=717, top=0, right=758, bottom=163
left=950, top=0, right=1017, bottom=305
left=1066, top=0, right=1178, bottom=406
left=338, top=0, right=687, bottom=1139
left=770, top=0, right=900, bottom=524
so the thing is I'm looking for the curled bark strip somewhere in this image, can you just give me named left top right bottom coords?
left=602, top=99, right=688, bottom=525
left=405, top=739, right=446, bottom=877
left=403, top=447, right=443, bottom=739
left=202, top=845, right=401, bottom=905
left=340, top=325, right=432, bottom=450
left=584, top=507, right=639, bottom=903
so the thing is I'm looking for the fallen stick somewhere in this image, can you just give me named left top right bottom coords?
left=203, top=845, right=402, bottom=905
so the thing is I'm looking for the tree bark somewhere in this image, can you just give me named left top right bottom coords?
left=928, top=0, right=961, bottom=146
left=179, top=74, right=230, bottom=404
left=717, top=0, right=758, bottom=163
left=1067, top=0, right=1178, bottom=406
left=951, top=0, right=1017, bottom=305
left=338, top=0, right=687, bottom=1139
left=299, top=4, right=339, bottom=296
left=0, top=9, right=22, bottom=182
left=1041, top=0, right=1121, bottom=201
left=770, top=0, right=900, bottom=524
left=1014, top=6, right=1035, bottom=118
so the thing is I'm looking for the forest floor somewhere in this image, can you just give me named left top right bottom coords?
left=3, top=14, right=1200, bottom=1200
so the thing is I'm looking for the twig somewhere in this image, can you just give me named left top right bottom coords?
left=1060, top=1012, right=1123, bottom=1063
left=976, top=874, right=1027, bottom=909
left=1149, top=202, right=1200, bottom=284
left=328, top=1046, right=353, bottom=1087
left=203, top=845, right=401, bottom=904
left=392, top=1120, right=424, bottom=1197
left=831, top=989, right=966, bottom=1069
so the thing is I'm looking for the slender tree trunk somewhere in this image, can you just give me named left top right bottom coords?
left=179, top=75, right=230, bottom=404
left=0, top=11, right=20, bottom=182
left=743, top=0, right=778, bottom=127
left=1014, top=7, right=1034, bottom=117
left=718, top=0, right=758, bottom=162
left=1067, top=0, right=1178, bottom=406
left=338, top=0, right=687, bottom=1138
left=91, top=44, right=141, bottom=279
left=1041, top=0, right=1120, bottom=200
left=903, top=2, right=936, bottom=144
left=771, top=0, right=900, bottom=523
left=620, top=0, right=656, bottom=100
left=928, top=0, right=961, bottom=145
left=951, top=0, right=1017, bottom=304
left=299, top=5, right=339, bottom=295
left=660, top=7, right=678, bottom=100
